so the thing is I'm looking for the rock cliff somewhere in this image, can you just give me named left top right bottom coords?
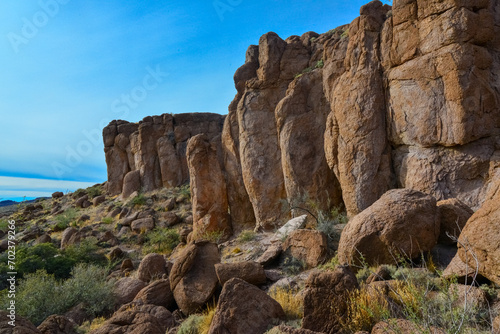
left=103, top=0, right=500, bottom=235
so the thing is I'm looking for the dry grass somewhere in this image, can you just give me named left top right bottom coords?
left=269, top=286, right=303, bottom=320
left=342, top=286, right=391, bottom=332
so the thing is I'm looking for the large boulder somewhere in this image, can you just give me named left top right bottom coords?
left=122, top=170, right=141, bottom=199
left=187, top=134, right=232, bottom=240
left=169, top=241, right=220, bottom=315
left=458, top=179, right=500, bottom=284
left=37, top=315, right=78, bottom=334
left=372, top=319, right=445, bottom=334
left=114, top=277, right=147, bottom=307
left=282, top=229, right=328, bottom=268
left=133, top=279, right=176, bottom=311
left=137, top=253, right=167, bottom=283
left=338, top=189, right=439, bottom=268
left=302, top=266, right=359, bottom=333
left=90, top=303, right=175, bottom=334
left=208, top=278, right=285, bottom=334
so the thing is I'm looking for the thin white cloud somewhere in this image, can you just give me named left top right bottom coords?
left=0, top=176, right=97, bottom=199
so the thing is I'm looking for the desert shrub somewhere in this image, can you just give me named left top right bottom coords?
left=64, top=264, right=115, bottom=317
left=63, top=237, right=108, bottom=267
left=14, top=264, right=114, bottom=326
left=55, top=208, right=78, bottom=229
left=177, top=315, right=204, bottom=334
left=315, top=59, right=324, bottom=68
left=281, top=256, right=305, bottom=276
left=86, top=185, right=102, bottom=199
left=130, top=193, right=147, bottom=207
left=316, top=207, right=348, bottom=248
left=341, top=286, right=391, bottom=332
left=201, top=230, right=225, bottom=244
left=101, top=217, right=113, bottom=224
left=15, top=270, right=68, bottom=325
left=142, top=228, right=180, bottom=255
left=78, top=317, right=107, bottom=333
left=269, top=287, right=303, bottom=320
left=176, top=304, right=215, bottom=334
left=0, top=219, right=8, bottom=232
left=237, top=229, right=256, bottom=242
left=72, top=188, right=86, bottom=198
left=319, top=255, right=340, bottom=271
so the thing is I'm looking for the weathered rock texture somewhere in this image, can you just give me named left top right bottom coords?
left=458, top=174, right=500, bottom=284
left=208, top=278, right=285, bottom=334
left=104, top=0, right=500, bottom=233
left=103, top=113, right=225, bottom=196
left=169, top=241, right=220, bottom=315
left=338, top=189, right=440, bottom=268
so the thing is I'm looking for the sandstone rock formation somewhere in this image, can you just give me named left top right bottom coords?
left=338, top=189, right=439, bottom=268
left=103, top=113, right=225, bottom=196
left=208, top=278, right=285, bottom=334
left=187, top=134, right=231, bottom=240
left=458, top=175, right=500, bottom=284
left=103, top=0, right=500, bottom=235
left=437, top=198, right=473, bottom=245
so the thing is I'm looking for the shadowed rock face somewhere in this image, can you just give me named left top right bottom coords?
left=104, top=0, right=500, bottom=234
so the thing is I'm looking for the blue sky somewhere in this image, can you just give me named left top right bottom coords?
left=0, top=0, right=380, bottom=201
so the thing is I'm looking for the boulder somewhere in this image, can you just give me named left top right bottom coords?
left=273, top=215, right=308, bottom=240
left=208, top=278, right=285, bottom=334
left=51, top=191, right=63, bottom=199
left=114, top=277, right=147, bottom=307
left=74, top=195, right=89, bottom=208
left=169, top=241, right=220, bottom=315
left=90, top=303, right=175, bottom=334
left=458, top=180, right=500, bottom=284
left=60, top=227, right=80, bottom=249
left=187, top=134, right=232, bottom=240
left=92, top=195, right=106, bottom=206
left=131, top=218, right=155, bottom=234
left=256, top=242, right=283, bottom=266
left=133, top=279, right=176, bottom=311
left=122, top=170, right=141, bottom=199
left=302, top=266, right=359, bottom=333
left=0, top=310, right=40, bottom=333
left=34, top=234, right=52, bottom=245
left=157, top=212, right=181, bottom=228
left=283, top=229, right=328, bottom=268
left=338, top=189, right=439, bottom=268
left=215, top=261, right=267, bottom=286
left=449, top=284, right=488, bottom=310
left=137, top=253, right=167, bottom=282
left=37, top=315, right=78, bottom=334
left=121, top=258, right=134, bottom=272
left=437, top=198, right=474, bottom=245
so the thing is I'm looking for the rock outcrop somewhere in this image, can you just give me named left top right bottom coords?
left=104, top=0, right=500, bottom=235
left=458, top=175, right=500, bottom=284
left=103, top=113, right=225, bottom=196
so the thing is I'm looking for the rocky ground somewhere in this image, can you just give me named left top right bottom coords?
left=1, top=181, right=500, bottom=334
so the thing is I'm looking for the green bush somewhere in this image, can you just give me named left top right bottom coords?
left=0, top=239, right=108, bottom=290
left=142, top=228, right=180, bottom=255
left=0, top=219, right=8, bottom=232
left=237, top=229, right=257, bottom=242
left=55, top=208, right=78, bottom=229
left=177, top=314, right=204, bottom=334
left=130, top=193, right=147, bottom=207
left=86, top=185, right=102, bottom=199
left=12, top=264, right=114, bottom=326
